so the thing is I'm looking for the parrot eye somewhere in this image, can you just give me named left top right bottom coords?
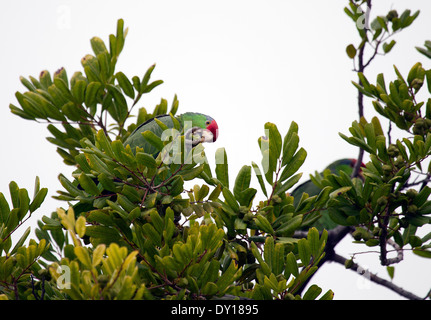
left=205, top=120, right=211, bottom=126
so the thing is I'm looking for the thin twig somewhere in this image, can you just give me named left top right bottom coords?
left=352, top=0, right=371, bottom=179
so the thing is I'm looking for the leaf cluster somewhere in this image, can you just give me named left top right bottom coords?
left=333, top=60, right=431, bottom=262
left=9, top=19, right=167, bottom=167
left=0, top=19, right=333, bottom=300
left=344, top=2, right=419, bottom=61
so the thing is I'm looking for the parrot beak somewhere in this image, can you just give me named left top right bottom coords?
left=185, top=119, right=218, bottom=145
left=185, top=127, right=215, bottom=145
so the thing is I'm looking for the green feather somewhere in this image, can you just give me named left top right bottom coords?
left=291, top=158, right=356, bottom=231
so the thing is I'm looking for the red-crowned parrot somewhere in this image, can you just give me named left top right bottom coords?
left=291, top=158, right=364, bottom=231
left=74, top=113, right=218, bottom=217
left=124, top=112, right=219, bottom=155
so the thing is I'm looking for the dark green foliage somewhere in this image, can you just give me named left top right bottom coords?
left=2, top=2, right=431, bottom=301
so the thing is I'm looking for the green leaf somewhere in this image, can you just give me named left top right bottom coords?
left=208, top=185, right=222, bottom=201
left=10, top=226, right=31, bottom=255
left=136, top=152, right=157, bottom=169
left=275, top=214, right=302, bottom=237
left=346, top=44, right=356, bottom=59
left=9, top=103, right=36, bottom=120
left=303, top=284, right=322, bottom=300
left=74, top=246, right=92, bottom=268
left=141, top=130, right=164, bottom=152
left=376, top=16, right=388, bottom=32
left=196, top=185, right=209, bottom=202
left=0, top=192, right=11, bottom=225
left=413, top=248, right=431, bottom=258
left=339, top=133, right=375, bottom=154
left=114, top=18, right=126, bottom=57
left=180, top=164, right=205, bottom=181
left=154, top=117, right=169, bottom=131
left=272, top=242, right=285, bottom=275
left=279, top=148, right=307, bottom=181
left=413, top=186, right=431, bottom=207
left=275, top=172, right=302, bottom=196
left=169, top=175, right=184, bottom=197
left=222, top=187, right=239, bottom=213
left=78, top=172, right=101, bottom=196
left=84, top=153, right=112, bottom=177
left=141, top=64, right=156, bottom=90
left=236, top=188, right=257, bottom=207
left=71, top=80, right=87, bottom=104
left=251, top=162, right=268, bottom=197
left=215, top=148, right=229, bottom=188
left=216, top=260, right=238, bottom=294
left=407, top=62, right=424, bottom=86
left=75, top=216, right=86, bottom=238
left=386, top=266, right=395, bottom=280
left=86, top=225, right=121, bottom=243
left=9, top=181, right=20, bottom=208
left=29, top=187, right=48, bottom=213
left=264, top=122, right=282, bottom=174
left=285, top=252, right=299, bottom=277
left=250, top=241, right=271, bottom=276
left=143, top=80, right=164, bottom=94
left=107, top=84, right=128, bottom=122
left=259, top=136, right=272, bottom=184
left=95, top=55, right=109, bottom=81
left=357, top=72, right=371, bottom=92
left=61, top=101, right=87, bottom=122
left=319, top=290, right=334, bottom=300
left=92, top=244, right=106, bottom=267
left=143, top=223, right=162, bottom=247
left=233, top=165, right=251, bottom=200
left=115, top=71, right=135, bottom=99
left=281, top=132, right=299, bottom=167
left=90, top=36, right=108, bottom=56
left=255, top=214, right=275, bottom=235
left=314, top=186, right=332, bottom=208
left=149, top=210, right=164, bottom=234
left=17, top=188, right=30, bottom=220
left=96, top=129, right=114, bottom=158
left=352, top=81, right=374, bottom=98
left=84, top=82, right=102, bottom=114
left=298, top=238, right=311, bottom=266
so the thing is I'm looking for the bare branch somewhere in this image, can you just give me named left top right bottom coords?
left=386, top=238, right=403, bottom=265
left=331, top=253, right=422, bottom=300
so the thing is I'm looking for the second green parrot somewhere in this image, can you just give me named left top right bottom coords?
left=291, top=158, right=363, bottom=231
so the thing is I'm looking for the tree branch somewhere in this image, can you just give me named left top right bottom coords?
left=331, top=253, right=423, bottom=300
left=352, top=0, right=371, bottom=179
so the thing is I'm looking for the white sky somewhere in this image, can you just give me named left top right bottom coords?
left=1, top=0, right=431, bottom=300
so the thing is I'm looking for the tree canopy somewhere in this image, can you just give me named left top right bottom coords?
left=1, top=1, right=431, bottom=302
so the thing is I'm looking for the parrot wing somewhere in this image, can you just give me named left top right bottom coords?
left=124, top=115, right=177, bottom=155
left=291, top=158, right=357, bottom=231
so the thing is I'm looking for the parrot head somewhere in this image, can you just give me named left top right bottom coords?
left=181, top=112, right=219, bottom=145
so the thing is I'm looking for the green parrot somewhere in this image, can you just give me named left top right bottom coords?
left=74, top=112, right=218, bottom=218
left=291, top=158, right=363, bottom=231
left=124, top=112, right=219, bottom=155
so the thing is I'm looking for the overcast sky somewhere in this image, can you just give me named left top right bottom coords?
left=1, top=0, right=431, bottom=300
